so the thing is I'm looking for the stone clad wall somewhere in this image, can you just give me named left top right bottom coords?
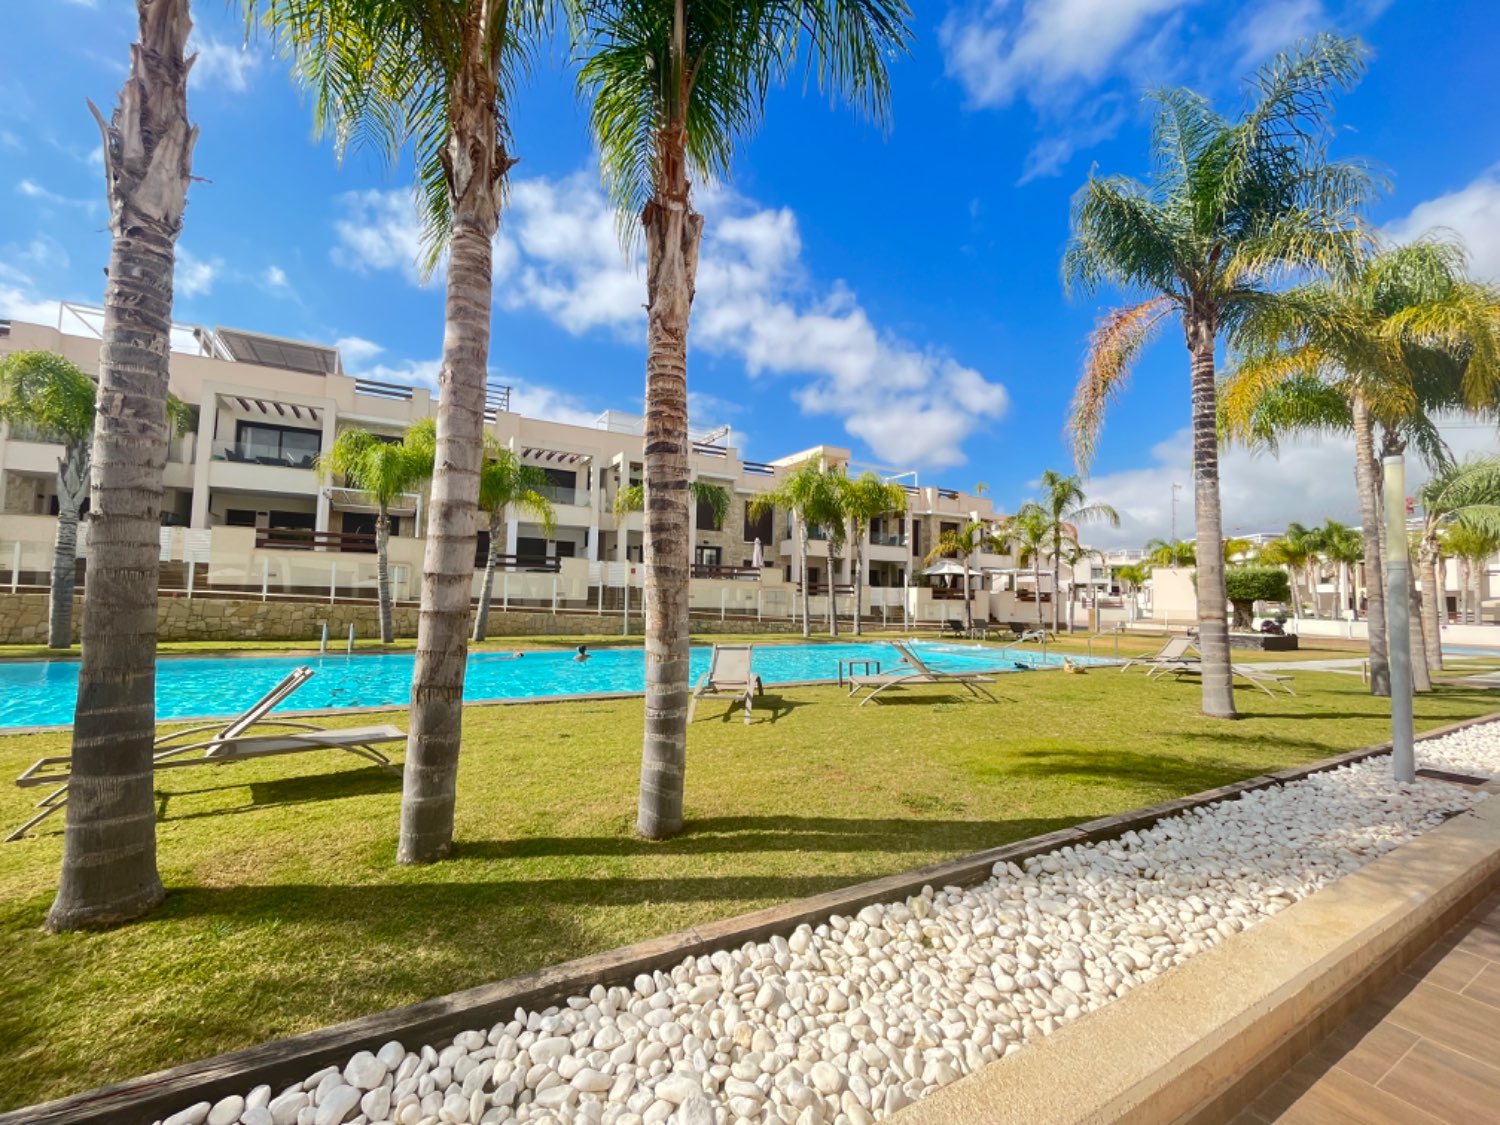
left=0, top=593, right=805, bottom=645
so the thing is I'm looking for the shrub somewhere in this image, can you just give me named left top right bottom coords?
left=1225, top=566, right=1291, bottom=628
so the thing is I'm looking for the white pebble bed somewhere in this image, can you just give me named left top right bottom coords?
left=159, top=723, right=1499, bottom=1125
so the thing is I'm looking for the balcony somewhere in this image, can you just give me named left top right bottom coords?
left=256, top=528, right=375, bottom=553
left=691, top=564, right=761, bottom=581
left=869, top=530, right=906, bottom=547
left=535, top=484, right=591, bottom=508
left=213, top=439, right=318, bottom=470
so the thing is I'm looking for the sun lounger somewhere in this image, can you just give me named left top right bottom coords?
left=687, top=644, right=764, bottom=725
left=1132, top=641, right=1296, bottom=697
left=1119, top=636, right=1196, bottom=673
left=847, top=641, right=998, bottom=706
left=8, top=667, right=405, bottom=841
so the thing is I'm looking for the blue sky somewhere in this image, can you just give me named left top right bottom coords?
left=3, top=0, right=1498, bottom=546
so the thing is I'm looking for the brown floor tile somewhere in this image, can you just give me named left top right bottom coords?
left=1462, top=962, right=1500, bottom=1010
left=1455, top=918, right=1500, bottom=962
left=1275, top=1067, right=1449, bottom=1125
left=1229, top=1107, right=1273, bottom=1125
left=1314, top=1020, right=1420, bottom=1085
left=1404, top=947, right=1489, bottom=994
left=1385, top=982, right=1500, bottom=1066
left=1245, top=1055, right=1335, bottom=1120
left=1376, top=1039, right=1500, bottom=1125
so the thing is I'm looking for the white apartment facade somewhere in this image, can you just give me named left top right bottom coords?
left=0, top=310, right=1035, bottom=625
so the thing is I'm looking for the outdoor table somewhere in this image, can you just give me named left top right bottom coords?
left=838, top=657, right=881, bottom=687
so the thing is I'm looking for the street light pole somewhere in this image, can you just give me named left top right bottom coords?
left=1383, top=455, right=1415, bottom=783
left=1170, top=482, right=1182, bottom=546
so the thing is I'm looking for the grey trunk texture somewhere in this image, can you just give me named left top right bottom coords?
left=1420, top=541, right=1443, bottom=671
left=798, top=524, right=810, bottom=638
left=48, top=0, right=195, bottom=932
left=1350, top=397, right=1390, bottom=695
left=48, top=439, right=90, bottom=648
left=472, top=506, right=502, bottom=642
left=635, top=139, right=702, bottom=842
left=398, top=19, right=509, bottom=863
left=851, top=535, right=863, bottom=636
left=375, top=509, right=394, bottom=644
left=1408, top=569, right=1430, bottom=691
left=1186, top=315, right=1236, bottom=719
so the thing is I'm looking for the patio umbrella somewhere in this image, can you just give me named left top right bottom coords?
left=752, top=537, right=764, bottom=568
left=922, top=558, right=968, bottom=579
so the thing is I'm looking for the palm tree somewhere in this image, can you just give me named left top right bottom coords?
left=575, top=0, right=909, bottom=841
left=612, top=479, right=730, bottom=529
left=1259, top=526, right=1315, bottom=619
left=317, top=420, right=436, bottom=644
left=1317, top=518, right=1364, bottom=621
left=925, top=518, right=1006, bottom=633
left=472, top=442, right=555, bottom=641
left=256, top=0, right=547, bottom=863
left=1115, top=561, right=1152, bottom=619
left=749, top=461, right=843, bottom=641
left=1144, top=537, right=1195, bottom=568
left=0, top=352, right=98, bottom=648
left=1036, top=469, right=1119, bottom=633
left=840, top=471, right=907, bottom=635
left=998, top=505, right=1053, bottom=630
left=1418, top=458, right=1500, bottom=661
left=47, top=0, right=196, bottom=933
left=1222, top=536, right=1257, bottom=563
left=1221, top=239, right=1500, bottom=695
left=1056, top=538, right=1104, bottom=630
left=1443, top=521, right=1500, bottom=625
left=1064, top=34, right=1375, bottom=719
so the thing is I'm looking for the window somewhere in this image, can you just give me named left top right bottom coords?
left=554, top=541, right=576, bottom=559
left=911, top=522, right=921, bottom=556
left=516, top=536, right=548, bottom=564
left=235, top=421, right=321, bottom=467
left=695, top=493, right=723, bottom=530
left=225, top=509, right=257, bottom=527
left=269, top=510, right=317, bottom=531
left=743, top=505, right=773, bottom=544
left=695, top=546, right=721, bottom=566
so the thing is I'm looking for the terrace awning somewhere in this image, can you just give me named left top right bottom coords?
left=228, top=394, right=322, bottom=424
left=521, top=447, right=592, bottom=464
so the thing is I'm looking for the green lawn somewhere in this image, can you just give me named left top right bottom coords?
left=0, top=664, right=1494, bottom=1109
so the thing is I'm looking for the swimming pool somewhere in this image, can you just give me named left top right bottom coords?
left=0, top=641, right=1103, bottom=729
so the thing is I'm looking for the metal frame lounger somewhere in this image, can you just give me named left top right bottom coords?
left=1119, top=636, right=1196, bottom=673
left=1137, top=642, right=1297, bottom=697
left=8, top=666, right=405, bottom=841
left=686, top=644, right=764, bottom=725
left=846, top=641, right=998, bottom=707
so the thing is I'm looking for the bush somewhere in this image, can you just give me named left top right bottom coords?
left=1225, top=566, right=1291, bottom=628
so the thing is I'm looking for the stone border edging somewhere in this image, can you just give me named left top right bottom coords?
left=7, top=711, right=1498, bottom=1125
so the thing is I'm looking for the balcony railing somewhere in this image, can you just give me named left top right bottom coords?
left=214, top=440, right=318, bottom=469
left=796, top=582, right=856, bottom=597
left=868, top=531, right=906, bottom=547
left=534, top=484, right=590, bottom=506
left=473, top=552, right=561, bottom=573
left=256, top=529, right=375, bottom=552
left=691, top=564, right=761, bottom=581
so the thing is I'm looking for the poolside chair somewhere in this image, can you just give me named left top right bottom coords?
left=1132, top=641, right=1297, bottom=698
left=846, top=641, right=998, bottom=707
left=1118, top=636, right=1196, bottom=673
left=8, top=667, right=406, bottom=841
left=687, top=644, right=763, bottom=725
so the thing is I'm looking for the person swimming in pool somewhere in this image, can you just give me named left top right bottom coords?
left=574, top=644, right=591, bottom=663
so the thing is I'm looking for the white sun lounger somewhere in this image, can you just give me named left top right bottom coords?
left=687, top=644, right=764, bottom=725
left=8, top=666, right=405, bottom=841
left=1119, top=636, right=1196, bottom=673
left=846, top=641, right=998, bottom=707
left=1135, top=642, right=1296, bottom=697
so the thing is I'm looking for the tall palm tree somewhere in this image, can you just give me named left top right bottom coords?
left=1036, top=469, right=1119, bottom=633
left=318, top=420, right=436, bottom=644
left=472, top=442, right=555, bottom=641
left=576, top=0, right=909, bottom=841
left=1144, top=537, right=1195, bottom=568
left=1259, top=526, right=1315, bottom=619
left=925, top=518, right=1006, bottom=633
left=1221, top=239, right=1500, bottom=695
left=48, top=0, right=196, bottom=933
left=1317, top=517, right=1364, bottom=621
left=998, top=505, right=1053, bottom=630
left=1064, top=34, right=1375, bottom=719
left=1443, top=521, right=1500, bottom=625
left=749, top=461, right=842, bottom=641
left=255, top=0, right=547, bottom=863
left=1418, top=458, right=1500, bottom=662
left=0, top=352, right=99, bottom=648
left=612, top=479, right=730, bottom=528
left=840, top=471, right=907, bottom=635
left=821, top=478, right=849, bottom=638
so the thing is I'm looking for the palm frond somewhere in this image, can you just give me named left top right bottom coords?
left=1069, top=296, right=1174, bottom=469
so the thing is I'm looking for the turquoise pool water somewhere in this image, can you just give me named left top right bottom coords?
left=0, top=641, right=1102, bottom=729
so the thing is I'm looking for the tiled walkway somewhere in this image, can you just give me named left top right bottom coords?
left=1235, top=891, right=1500, bottom=1124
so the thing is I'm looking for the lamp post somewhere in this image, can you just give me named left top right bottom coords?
left=1383, top=455, right=1415, bottom=783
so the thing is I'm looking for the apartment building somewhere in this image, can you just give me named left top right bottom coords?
left=0, top=310, right=1022, bottom=623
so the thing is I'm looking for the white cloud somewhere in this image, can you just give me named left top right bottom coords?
left=0, top=131, right=21, bottom=151
left=189, top=37, right=260, bottom=92
left=0, top=283, right=63, bottom=327
left=1384, top=166, right=1500, bottom=283
left=175, top=248, right=217, bottom=298
left=1076, top=421, right=1499, bottom=549
left=15, top=179, right=94, bottom=211
left=264, top=265, right=289, bottom=290
left=332, top=189, right=436, bottom=284
left=335, top=335, right=385, bottom=371
left=1234, top=0, right=1326, bottom=67
left=508, top=378, right=605, bottom=429
left=1017, top=97, right=1126, bottom=184
left=939, top=0, right=1188, bottom=110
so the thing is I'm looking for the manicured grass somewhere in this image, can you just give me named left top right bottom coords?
left=0, top=663, right=1494, bottom=1109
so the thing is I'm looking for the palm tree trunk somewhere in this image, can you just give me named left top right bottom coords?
left=48, top=0, right=194, bottom=932
left=1186, top=314, right=1235, bottom=719
left=49, top=440, right=90, bottom=648
left=1033, top=557, right=1044, bottom=629
left=1420, top=538, right=1443, bottom=671
left=398, top=11, right=511, bottom=865
left=852, top=533, right=863, bottom=636
left=962, top=557, right=973, bottom=632
left=1286, top=568, right=1301, bottom=622
left=798, top=521, right=810, bottom=638
left=828, top=544, right=840, bottom=637
left=1351, top=395, right=1390, bottom=696
left=472, top=506, right=502, bottom=642
left=1051, top=538, right=1061, bottom=634
left=1408, top=569, right=1431, bottom=692
left=375, top=507, right=393, bottom=644
left=634, top=114, right=702, bottom=842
